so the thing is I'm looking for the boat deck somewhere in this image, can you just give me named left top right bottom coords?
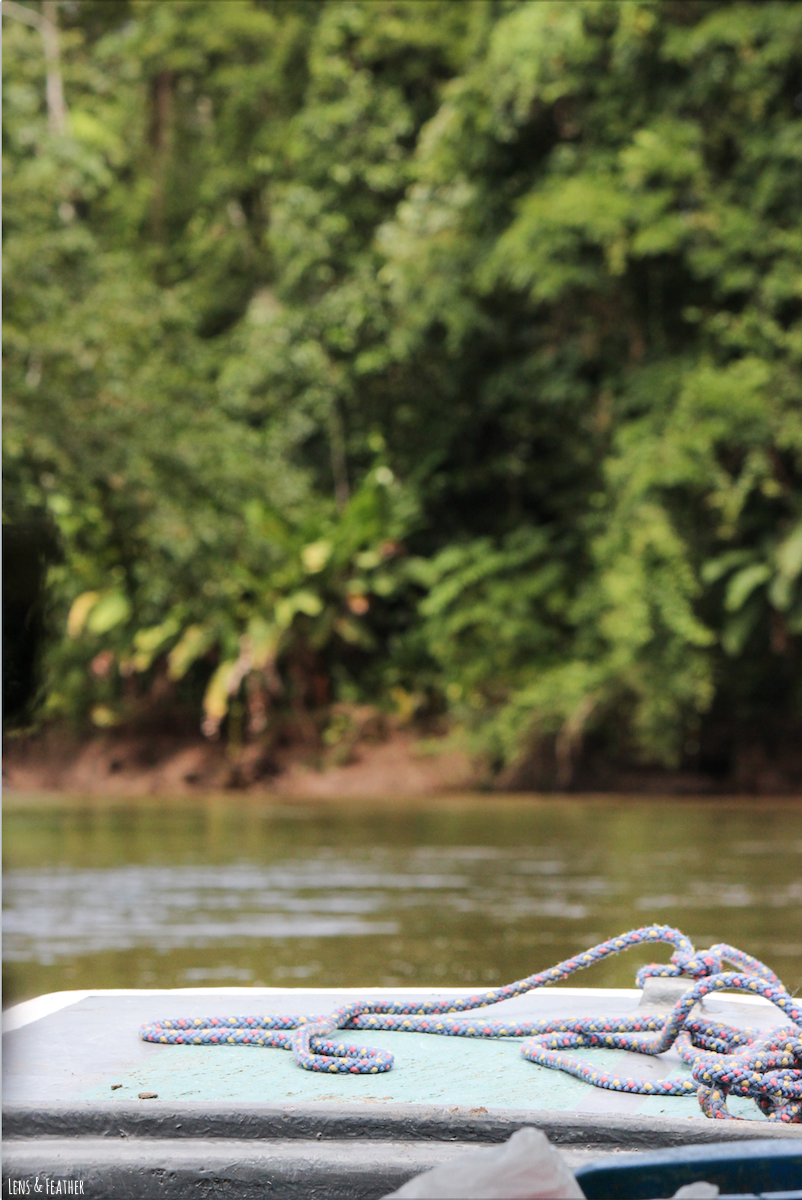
left=4, top=982, right=800, bottom=1198
left=2, top=980, right=795, bottom=1118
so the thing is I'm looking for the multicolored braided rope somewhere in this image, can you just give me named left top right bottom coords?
left=139, top=924, right=802, bottom=1122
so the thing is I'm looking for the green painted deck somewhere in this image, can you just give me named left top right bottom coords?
left=2, top=983, right=788, bottom=1122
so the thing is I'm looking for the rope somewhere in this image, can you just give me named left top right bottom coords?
left=139, top=924, right=802, bottom=1122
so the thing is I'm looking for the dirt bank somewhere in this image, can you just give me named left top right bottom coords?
left=4, top=721, right=800, bottom=797
left=2, top=724, right=475, bottom=798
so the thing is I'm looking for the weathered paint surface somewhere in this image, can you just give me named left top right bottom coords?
left=78, top=1033, right=769, bottom=1121
left=3, top=986, right=785, bottom=1123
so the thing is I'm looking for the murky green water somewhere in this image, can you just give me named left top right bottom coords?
left=3, top=794, right=801, bottom=1007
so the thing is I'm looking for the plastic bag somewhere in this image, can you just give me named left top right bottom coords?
left=382, top=1126, right=585, bottom=1199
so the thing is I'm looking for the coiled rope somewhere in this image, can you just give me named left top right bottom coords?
left=140, top=924, right=801, bottom=1122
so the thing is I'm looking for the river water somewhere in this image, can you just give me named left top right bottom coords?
left=3, top=794, right=801, bottom=1007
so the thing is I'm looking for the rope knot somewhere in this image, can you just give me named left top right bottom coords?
left=671, top=950, right=723, bottom=979
left=635, top=948, right=721, bottom=987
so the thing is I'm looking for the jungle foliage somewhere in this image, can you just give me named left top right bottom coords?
left=4, top=0, right=802, bottom=783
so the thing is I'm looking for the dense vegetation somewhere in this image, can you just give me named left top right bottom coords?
left=4, top=0, right=802, bottom=785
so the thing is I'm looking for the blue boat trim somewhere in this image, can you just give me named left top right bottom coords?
left=575, top=1138, right=802, bottom=1199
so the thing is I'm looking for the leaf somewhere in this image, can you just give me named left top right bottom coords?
left=90, top=704, right=119, bottom=728
left=244, top=616, right=280, bottom=668
left=86, top=591, right=131, bottom=634
left=134, top=616, right=181, bottom=655
left=128, top=652, right=154, bottom=674
left=301, top=540, right=332, bottom=573
left=202, top=659, right=239, bottom=736
left=700, top=551, right=752, bottom=586
left=130, top=616, right=182, bottom=669
left=724, top=564, right=771, bottom=613
left=275, top=590, right=323, bottom=628
left=126, top=619, right=181, bottom=676
left=294, top=591, right=324, bottom=617
left=167, top=625, right=214, bottom=681
left=769, top=523, right=802, bottom=610
left=776, top=523, right=802, bottom=581
left=721, top=602, right=761, bottom=657
left=67, top=591, right=100, bottom=637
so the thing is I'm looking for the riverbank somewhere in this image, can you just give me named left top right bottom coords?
left=4, top=722, right=800, bottom=797
left=2, top=724, right=474, bottom=798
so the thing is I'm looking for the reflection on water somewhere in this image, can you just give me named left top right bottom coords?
left=3, top=795, right=801, bottom=1005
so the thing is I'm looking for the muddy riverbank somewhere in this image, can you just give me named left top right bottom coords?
left=4, top=721, right=801, bottom=798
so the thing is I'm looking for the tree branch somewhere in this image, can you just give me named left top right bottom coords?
left=2, top=0, right=68, bottom=135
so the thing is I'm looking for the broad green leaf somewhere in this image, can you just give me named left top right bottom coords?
left=724, top=564, right=771, bottom=613
left=700, top=551, right=753, bottom=586
left=202, top=660, right=239, bottom=731
left=776, top=524, right=802, bottom=581
left=133, top=617, right=181, bottom=656
left=167, top=625, right=214, bottom=681
left=86, top=591, right=131, bottom=634
left=301, top=540, right=332, bottom=573
left=275, top=591, right=324, bottom=628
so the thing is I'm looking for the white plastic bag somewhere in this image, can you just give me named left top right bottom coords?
left=382, top=1126, right=585, bottom=1199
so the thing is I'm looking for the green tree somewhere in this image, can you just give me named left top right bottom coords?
left=4, top=0, right=801, bottom=784
left=376, top=0, right=802, bottom=775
